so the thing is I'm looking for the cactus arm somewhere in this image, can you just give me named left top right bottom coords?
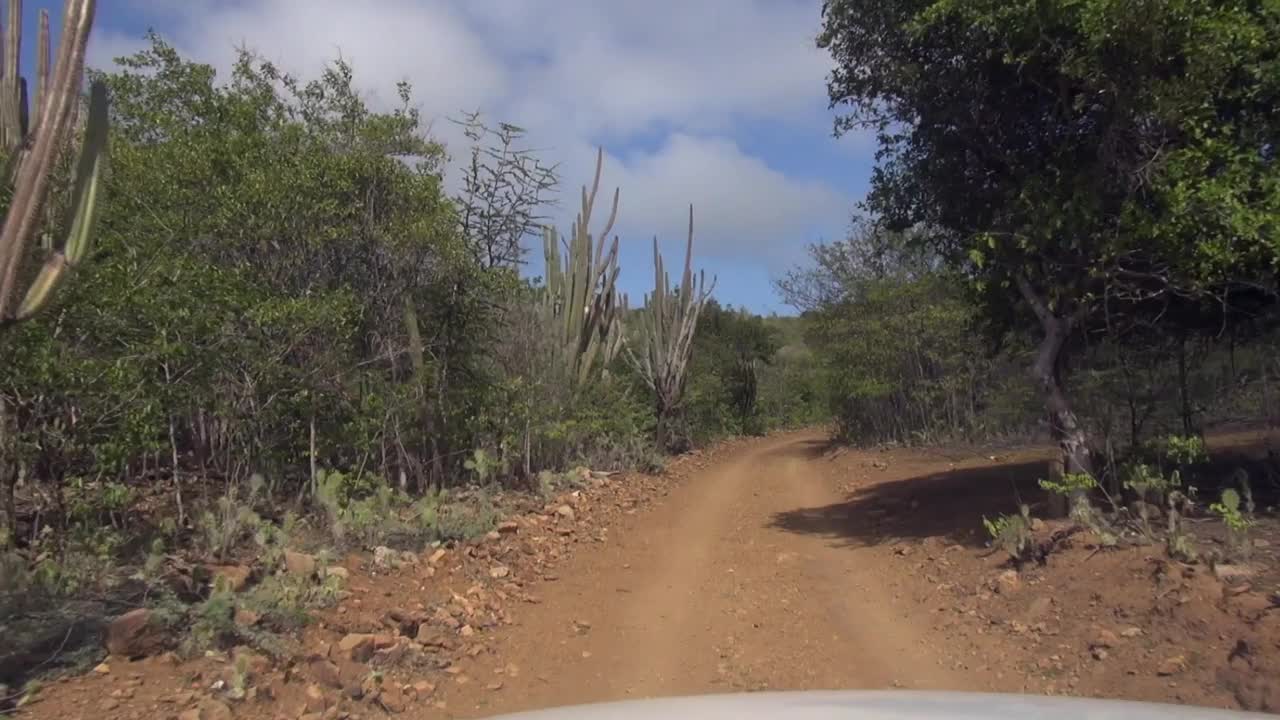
left=538, top=146, right=626, bottom=386
left=1, top=0, right=20, bottom=148
left=34, top=9, right=47, bottom=130
left=0, top=0, right=98, bottom=322
left=15, top=79, right=107, bottom=320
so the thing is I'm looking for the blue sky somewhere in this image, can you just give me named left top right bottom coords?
left=41, top=1, right=875, bottom=314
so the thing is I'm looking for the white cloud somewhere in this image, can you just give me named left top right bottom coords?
left=92, top=0, right=854, bottom=272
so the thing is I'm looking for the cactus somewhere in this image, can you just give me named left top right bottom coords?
left=0, top=0, right=107, bottom=328
left=626, top=206, right=715, bottom=449
left=540, top=147, right=627, bottom=386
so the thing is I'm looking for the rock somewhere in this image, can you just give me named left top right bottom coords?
left=359, top=674, right=382, bottom=702
left=310, top=659, right=343, bottom=689
left=412, top=680, right=436, bottom=696
left=460, top=624, right=475, bottom=637
left=428, top=548, right=447, bottom=565
left=338, top=634, right=376, bottom=663
left=432, top=607, right=461, bottom=630
left=189, top=699, right=233, bottom=720
left=1225, top=583, right=1253, bottom=597
left=371, top=641, right=408, bottom=668
left=497, top=521, right=519, bottom=535
left=994, top=570, right=1020, bottom=594
left=105, top=608, right=169, bottom=659
left=489, top=565, right=510, bottom=579
left=1213, top=564, right=1256, bottom=583
left=1158, top=655, right=1188, bottom=676
left=208, top=565, right=252, bottom=593
left=1030, top=518, right=1046, bottom=532
left=893, top=545, right=912, bottom=556
left=485, top=531, right=501, bottom=542
left=233, top=609, right=260, bottom=628
left=373, top=546, right=397, bottom=568
left=416, top=627, right=455, bottom=649
left=284, top=550, right=317, bottom=577
left=1092, top=647, right=1108, bottom=661
left=305, top=684, right=329, bottom=714
left=1026, top=596, right=1053, bottom=619
left=324, top=566, right=350, bottom=580
left=1092, top=629, right=1119, bottom=648
left=100, top=698, right=121, bottom=711
left=94, top=662, right=111, bottom=674
left=380, top=684, right=407, bottom=713
left=399, top=551, right=419, bottom=566
left=1120, top=627, right=1143, bottom=638
left=385, top=608, right=425, bottom=637
left=1218, top=664, right=1280, bottom=712
left=555, top=505, right=576, bottom=522
left=486, top=680, right=504, bottom=691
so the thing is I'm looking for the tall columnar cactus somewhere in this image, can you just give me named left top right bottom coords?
left=0, top=0, right=108, bottom=328
left=540, top=147, right=627, bottom=386
left=626, top=206, right=715, bottom=450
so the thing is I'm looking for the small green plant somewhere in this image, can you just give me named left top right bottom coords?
left=1039, top=471, right=1098, bottom=496
left=536, top=470, right=557, bottom=501
left=1039, top=471, right=1117, bottom=546
left=982, top=505, right=1034, bottom=562
left=1209, top=487, right=1254, bottom=560
left=1167, top=530, right=1199, bottom=563
left=639, top=449, right=666, bottom=475
left=1124, top=462, right=1174, bottom=537
left=183, top=585, right=237, bottom=655
left=435, top=490, right=499, bottom=541
left=16, top=679, right=42, bottom=708
left=1159, top=434, right=1208, bottom=468
left=227, top=653, right=251, bottom=700
left=463, top=448, right=503, bottom=484
left=197, top=475, right=266, bottom=561
left=252, top=511, right=296, bottom=573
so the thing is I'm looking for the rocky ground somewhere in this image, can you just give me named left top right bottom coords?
left=11, top=430, right=1280, bottom=719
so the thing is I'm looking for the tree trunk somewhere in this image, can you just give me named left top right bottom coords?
left=654, top=400, right=670, bottom=453
left=1016, top=277, right=1096, bottom=484
left=1177, top=334, right=1193, bottom=436
left=0, top=396, right=15, bottom=547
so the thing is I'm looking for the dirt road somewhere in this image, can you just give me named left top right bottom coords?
left=449, top=431, right=1008, bottom=717
left=20, top=429, right=1277, bottom=718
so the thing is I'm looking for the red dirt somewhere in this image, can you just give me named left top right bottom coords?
left=15, top=430, right=1280, bottom=719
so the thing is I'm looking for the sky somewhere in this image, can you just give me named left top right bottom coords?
left=37, top=0, right=876, bottom=314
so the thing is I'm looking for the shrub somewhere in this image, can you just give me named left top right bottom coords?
left=982, top=505, right=1034, bottom=562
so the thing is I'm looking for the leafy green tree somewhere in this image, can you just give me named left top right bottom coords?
left=818, top=0, right=1280, bottom=472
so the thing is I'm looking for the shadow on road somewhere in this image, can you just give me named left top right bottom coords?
left=756, top=435, right=837, bottom=462
left=769, top=458, right=1051, bottom=549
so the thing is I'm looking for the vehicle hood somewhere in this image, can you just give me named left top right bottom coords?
left=483, top=690, right=1263, bottom=719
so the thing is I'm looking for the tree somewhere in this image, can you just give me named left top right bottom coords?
left=818, top=0, right=1280, bottom=474
left=453, top=112, right=558, bottom=269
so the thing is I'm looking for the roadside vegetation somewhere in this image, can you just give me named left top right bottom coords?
left=0, top=7, right=819, bottom=696
left=0, top=0, right=1277, bottom=714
